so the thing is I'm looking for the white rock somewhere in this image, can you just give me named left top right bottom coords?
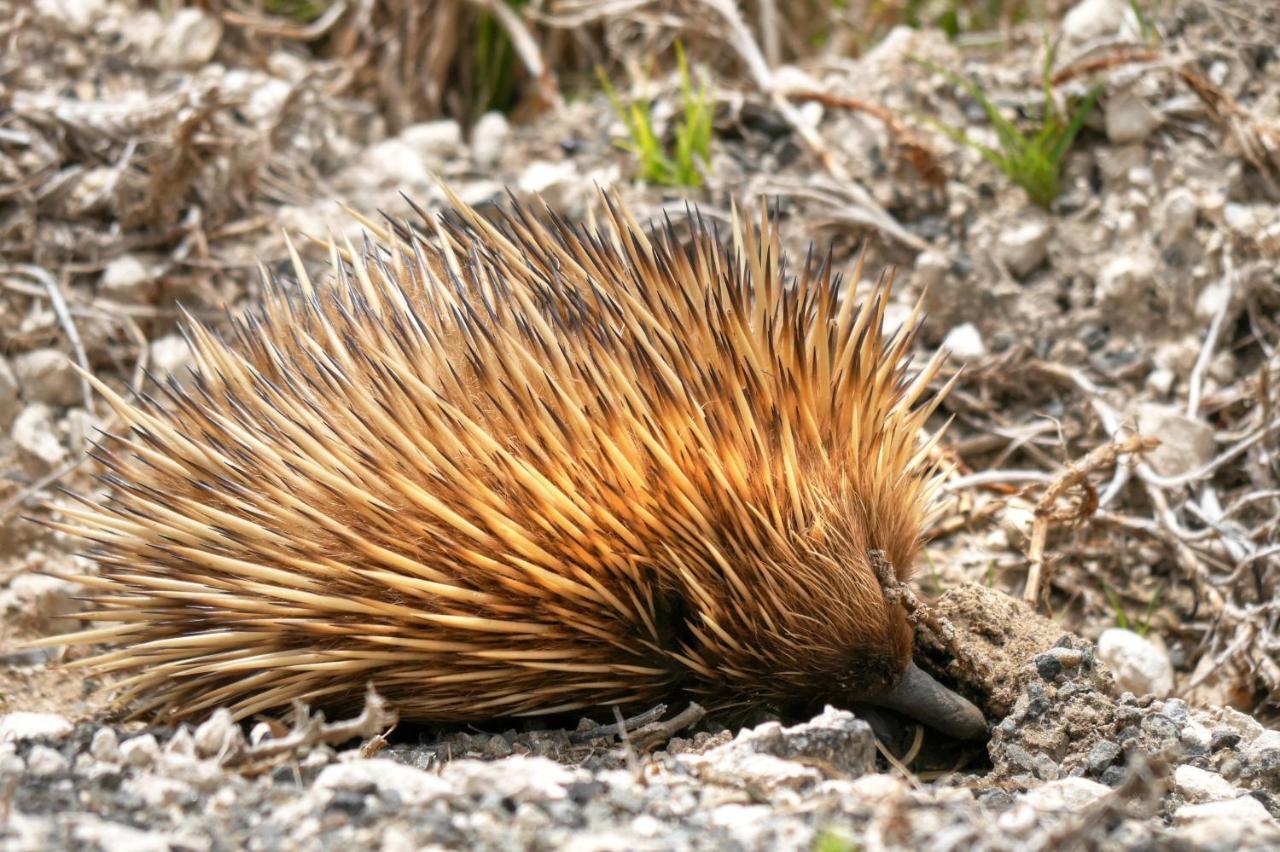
left=471, top=112, right=509, bottom=169
left=0, top=711, right=73, bottom=743
left=401, top=120, right=464, bottom=162
left=70, top=814, right=173, bottom=852
left=148, top=335, right=196, bottom=388
left=1105, top=93, right=1161, bottom=145
left=443, top=755, right=579, bottom=802
left=911, top=251, right=949, bottom=292
left=1173, top=796, right=1280, bottom=850
left=152, top=9, right=223, bottom=69
left=942, top=323, right=987, bottom=360
left=26, top=744, right=68, bottom=775
left=35, top=0, right=107, bottom=33
left=844, top=772, right=908, bottom=804
left=1195, top=276, right=1234, bottom=323
left=123, top=773, right=196, bottom=808
left=517, top=160, right=579, bottom=205
left=1097, top=627, right=1174, bottom=697
left=1134, top=403, right=1216, bottom=478
left=315, top=759, right=452, bottom=806
left=0, top=573, right=82, bottom=634
left=997, top=219, right=1052, bottom=278
left=1019, top=776, right=1111, bottom=813
left=120, top=733, right=161, bottom=768
left=1173, top=765, right=1240, bottom=803
left=359, top=138, right=431, bottom=187
left=99, top=255, right=155, bottom=304
left=1095, top=253, right=1156, bottom=309
left=0, top=359, right=18, bottom=430
left=11, top=403, right=66, bottom=475
left=1061, top=0, right=1141, bottom=45
left=90, top=728, right=121, bottom=763
left=12, top=348, right=80, bottom=406
left=996, top=802, right=1038, bottom=835
left=193, top=708, right=244, bottom=759
left=1159, top=188, right=1198, bottom=242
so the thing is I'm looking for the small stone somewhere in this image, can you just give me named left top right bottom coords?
left=90, top=728, right=121, bottom=763
left=315, top=759, right=451, bottom=806
left=517, top=160, right=580, bottom=207
left=12, top=349, right=80, bottom=407
left=1087, top=740, right=1122, bottom=774
left=1100, top=765, right=1127, bottom=787
left=941, top=323, right=986, bottom=360
left=99, top=255, right=155, bottom=304
left=0, top=711, right=73, bottom=743
left=1173, top=796, right=1280, bottom=850
left=1105, top=93, right=1161, bottom=145
left=1159, top=188, right=1198, bottom=243
left=997, top=218, right=1051, bottom=278
left=35, top=0, right=108, bottom=33
left=1019, top=776, right=1110, bottom=812
left=123, top=773, right=197, bottom=808
left=1035, top=654, right=1064, bottom=682
left=1210, top=730, right=1242, bottom=752
left=1097, top=628, right=1174, bottom=697
left=0, top=573, right=82, bottom=634
left=152, top=9, right=222, bottom=69
left=194, top=709, right=244, bottom=759
left=471, top=111, right=509, bottom=169
left=1174, top=765, right=1240, bottom=803
left=1145, top=366, right=1175, bottom=397
left=401, top=120, right=464, bottom=163
left=120, top=733, right=161, bottom=768
left=1061, top=0, right=1141, bottom=44
left=1133, top=403, right=1216, bottom=478
left=26, top=744, right=68, bottom=775
left=483, top=734, right=513, bottom=759
left=147, top=336, right=195, bottom=388
left=1095, top=254, right=1156, bottom=311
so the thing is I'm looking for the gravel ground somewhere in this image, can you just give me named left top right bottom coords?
left=2, top=0, right=1279, bottom=848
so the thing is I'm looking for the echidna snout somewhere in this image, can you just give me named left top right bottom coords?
left=41, top=186, right=987, bottom=740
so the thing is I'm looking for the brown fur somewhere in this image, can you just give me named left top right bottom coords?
left=46, top=189, right=949, bottom=722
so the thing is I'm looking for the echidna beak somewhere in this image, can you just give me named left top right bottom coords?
left=867, top=662, right=988, bottom=741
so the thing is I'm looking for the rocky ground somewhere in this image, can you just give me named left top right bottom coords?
left=2, top=0, right=1279, bottom=849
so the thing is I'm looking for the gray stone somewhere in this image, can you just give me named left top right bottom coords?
left=1098, top=628, right=1174, bottom=698
left=997, top=218, right=1051, bottom=278
left=0, top=711, right=73, bottom=743
left=471, top=111, right=509, bottom=169
left=1106, top=93, right=1161, bottom=145
left=120, top=733, right=161, bottom=768
left=1173, top=796, right=1280, bottom=850
left=1133, top=403, right=1216, bottom=478
left=99, top=255, right=155, bottom=304
left=942, top=323, right=986, bottom=360
left=1173, top=765, right=1240, bottom=803
left=12, top=403, right=67, bottom=475
left=152, top=9, right=222, bottom=69
left=26, top=744, right=68, bottom=775
left=90, top=727, right=121, bottom=763
left=12, top=349, right=80, bottom=407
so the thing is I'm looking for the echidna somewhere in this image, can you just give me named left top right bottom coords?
left=43, top=188, right=986, bottom=740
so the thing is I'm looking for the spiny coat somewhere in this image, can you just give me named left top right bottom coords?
left=49, top=189, right=948, bottom=723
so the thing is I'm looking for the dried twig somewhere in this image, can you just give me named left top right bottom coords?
left=627, top=703, right=707, bottom=751
left=5, top=264, right=94, bottom=414
left=570, top=703, right=668, bottom=743
left=241, top=685, right=397, bottom=770
left=1023, top=434, right=1160, bottom=607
